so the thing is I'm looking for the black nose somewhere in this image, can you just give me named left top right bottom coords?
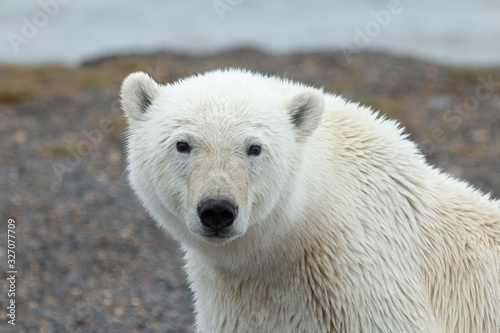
left=198, top=198, right=237, bottom=230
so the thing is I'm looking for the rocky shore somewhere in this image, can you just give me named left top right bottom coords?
left=1, top=49, right=499, bottom=332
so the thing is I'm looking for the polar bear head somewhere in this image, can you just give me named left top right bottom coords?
left=121, top=69, right=324, bottom=247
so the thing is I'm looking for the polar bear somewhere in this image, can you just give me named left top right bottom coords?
left=120, top=69, right=500, bottom=333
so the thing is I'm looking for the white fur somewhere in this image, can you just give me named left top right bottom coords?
left=121, top=69, right=500, bottom=332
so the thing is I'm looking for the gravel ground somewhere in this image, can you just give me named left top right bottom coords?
left=1, top=50, right=499, bottom=332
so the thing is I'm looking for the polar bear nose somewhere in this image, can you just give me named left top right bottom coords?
left=198, top=198, right=237, bottom=230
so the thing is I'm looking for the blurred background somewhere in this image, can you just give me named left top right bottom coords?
left=1, top=1, right=500, bottom=332
left=2, top=0, right=500, bottom=66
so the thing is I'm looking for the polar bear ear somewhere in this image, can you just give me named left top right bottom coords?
left=287, top=90, right=325, bottom=139
left=120, top=72, right=162, bottom=121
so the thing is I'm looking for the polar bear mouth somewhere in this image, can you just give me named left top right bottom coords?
left=199, top=226, right=237, bottom=239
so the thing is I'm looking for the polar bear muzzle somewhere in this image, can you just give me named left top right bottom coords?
left=197, top=197, right=237, bottom=237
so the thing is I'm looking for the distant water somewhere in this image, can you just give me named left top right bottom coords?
left=1, top=0, right=500, bottom=67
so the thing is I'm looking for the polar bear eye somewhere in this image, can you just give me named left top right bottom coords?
left=176, top=141, right=191, bottom=153
left=247, top=145, right=261, bottom=156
